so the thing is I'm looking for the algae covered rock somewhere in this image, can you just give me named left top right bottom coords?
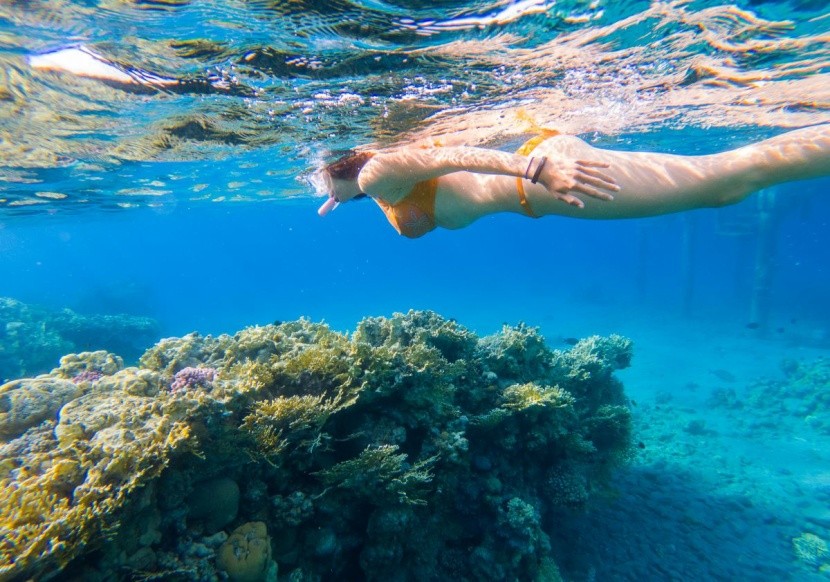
left=0, top=376, right=83, bottom=440
left=793, top=532, right=830, bottom=568
left=0, top=310, right=635, bottom=582
left=54, top=350, right=124, bottom=379
left=0, top=350, right=133, bottom=441
left=0, top=368, right=197, bottom=580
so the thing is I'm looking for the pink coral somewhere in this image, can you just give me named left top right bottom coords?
left=170, top=367, right=217, bottom=392
left=71, top=370, right=103, bottom=384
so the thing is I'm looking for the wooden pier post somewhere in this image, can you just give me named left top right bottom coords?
left=748, top=188, right=779, bottom=332
left=680, top=215, right=695, bottom=316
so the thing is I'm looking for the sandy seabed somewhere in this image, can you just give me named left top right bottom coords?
left=527, top=302, right=830, bottom=581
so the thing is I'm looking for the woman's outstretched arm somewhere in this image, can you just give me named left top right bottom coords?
left=357, top=146, right=618, bottom=206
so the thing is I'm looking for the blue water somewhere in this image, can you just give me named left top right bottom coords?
left=2, top=0, right=830, bottom=579
left=2, top=178, right=829, bottom=339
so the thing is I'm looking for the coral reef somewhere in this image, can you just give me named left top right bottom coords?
left=0, top=297, right=159, bottom=382
left=0, top=310, right=633, bottom=581
left=745, top=357, right=830, bottom=433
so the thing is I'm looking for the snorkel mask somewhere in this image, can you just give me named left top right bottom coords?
left=312, top=150, right=373, bottom=216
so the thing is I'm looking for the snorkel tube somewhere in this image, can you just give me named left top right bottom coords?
left=309, top=167, right=339, bottom=216
left=317, top=196, right=339, bottom=216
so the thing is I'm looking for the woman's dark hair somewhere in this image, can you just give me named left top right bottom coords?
left=325, top=151, right=374, bottom=181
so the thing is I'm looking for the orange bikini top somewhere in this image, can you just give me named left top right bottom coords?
left=374, top=178, right=439, bottom=239
left=373, top=139, right=442, bottom=239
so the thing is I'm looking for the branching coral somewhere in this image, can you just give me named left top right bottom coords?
left=501, top=383, right=575, bottom=411
left=355, top=310, right=478, bottom=363
left=0, top=404, right=195, bottom=579
left=549, top=335, right=632, bottom=409
left=240, top=392, right=353, bottom=461
left=316, top=444, right=435, bottom=506
left=479, top=323, right=553, bottom=382
left=268, top=329, right=356, bottom=397
left=170, top=367, right=217, bottom=393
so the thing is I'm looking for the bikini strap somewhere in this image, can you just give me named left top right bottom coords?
left=515, top=131, right=558, bottom=218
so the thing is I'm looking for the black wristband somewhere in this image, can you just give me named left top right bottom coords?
left=530, top=156, right=547, bottom=184
left=524, top=157, right=535, bottom=180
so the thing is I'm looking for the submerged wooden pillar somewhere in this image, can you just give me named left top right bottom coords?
left=636, top=223, right=648, bottom=301
left=748, top=188, right=779, bottom=332
left=680, top=215, right=695, bottom=316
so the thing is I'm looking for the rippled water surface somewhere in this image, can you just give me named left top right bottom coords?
left=1, top=0, right=828, bottom=213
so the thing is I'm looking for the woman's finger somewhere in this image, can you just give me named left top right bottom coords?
left=576, top=160, right=611, bottom=169
left=574, top=183, right=613, bottom=200
left=558, top=193, right=585, bottom=208
left=576, top=172, right=618, bottom=194
left=579, top=166, right=618, bottom=188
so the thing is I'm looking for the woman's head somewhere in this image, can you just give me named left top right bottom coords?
left=315, top=151, right=374, bottom=216
left=325, top=151, right=374, bottom=182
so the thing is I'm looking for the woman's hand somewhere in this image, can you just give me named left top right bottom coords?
left=532, top=157, right=619, bottom=208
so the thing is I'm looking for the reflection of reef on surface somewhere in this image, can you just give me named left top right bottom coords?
left=0, top=297, right=160, bottom=382
left=0, top=310, right=634, bottom=581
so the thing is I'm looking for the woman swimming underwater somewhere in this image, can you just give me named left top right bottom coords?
left=26, top=44, right=830, bottom=234
left=316, top=124, right=830, bottom=238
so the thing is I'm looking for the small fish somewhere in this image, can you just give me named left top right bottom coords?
left=562, top=337, right=579, bottom=346
left=637, top=442, right=646, bottom=449
left=746, top=322, right=760, bottom=330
